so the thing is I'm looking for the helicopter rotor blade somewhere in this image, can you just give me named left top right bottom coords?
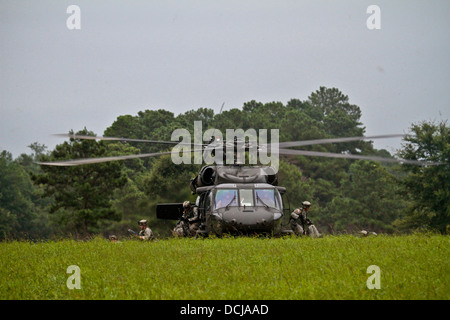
left=52, top=134, right=206, bottom=146
left=277, top=148, right=442, bottom=166
left=55, top=133, right=407, bottom=148
left=36, top=149, right=205, bottom=166
left=277, top=134, right=406, bottom=148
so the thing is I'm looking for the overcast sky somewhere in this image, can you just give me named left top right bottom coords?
left=1, top=0, right=449, bottom=158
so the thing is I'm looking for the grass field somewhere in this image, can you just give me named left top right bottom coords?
left=0, top=234, right=448, bottom=300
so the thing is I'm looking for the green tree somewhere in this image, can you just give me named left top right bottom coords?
left=0, top=151, right=37, bottom=238
left=33, top=129, right=127, bottom=235
left=308, top=86, right=367, bottom=151
left=176, top=108, right=215, bottom=130
left=395, top=120, right=449, bottom=234
left=277, top=159, right=314, bottom=208
left=142, top=155, right=200, bottom=202
left=323, top=161, right=406, bottom=233
left=104, top=109, right=180, bottom=157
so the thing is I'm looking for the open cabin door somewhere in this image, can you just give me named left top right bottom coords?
left=277, top=187, right=292, bottom=229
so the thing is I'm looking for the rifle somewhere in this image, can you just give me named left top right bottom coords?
left=177, top=215, right=190, bottom=237
left=301, top=218, right=314, bottom=235
left=296, top=210, right=312, bottom=235
left=128, top=229, right=139, bottom=237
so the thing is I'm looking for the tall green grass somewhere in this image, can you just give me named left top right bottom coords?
left=0, top=234, right=448, bottom=299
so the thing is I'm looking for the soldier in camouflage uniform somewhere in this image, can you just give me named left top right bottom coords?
left=173, top=201, right=200, bottom=237
left=138, top=220, right=154, bottom=240
left=290, top=201, right=321, bottom=238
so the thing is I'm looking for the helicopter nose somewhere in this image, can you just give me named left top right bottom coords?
left=224, top=210, right=281, bottom=227
left=273, top=212, right=282, bottom=221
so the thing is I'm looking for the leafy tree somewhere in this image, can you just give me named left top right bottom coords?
left=15, top=142, right=48, bottom=174
left=0, top=151, right=37, bottom=238
left=104, top=109, right=180, bottom=156
left=308, top=87, right=367, bottom=152
left=322, top=161, right=406, bottom=233
left=276, top=160, right=314, bottom=226
left=176, top=107, right=215, bottom=130
left=214, top=108, right=251, bottom=133
left=277, top=159, right=314, bottom=207
left=395, top=120, right=449, bottom=234
left=286, top=99, right=324, bottom=123
left=142, top=155, right=200, bottom=202
left=33, top=129, right=127, bottom=235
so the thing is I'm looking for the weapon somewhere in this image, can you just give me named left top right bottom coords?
left=128, top=229, right=139, bottom=236
left=301, top=218, right=314, bottom=235
left=178, top=215, right=190, bottom=236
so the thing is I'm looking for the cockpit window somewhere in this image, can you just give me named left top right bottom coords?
left=239, top=189, right=254, bottom=207
left=215, top=188, right=280, bottom=209
left=215, top=189, right=238, bottom=209
left=255, top=189, right=280, bottom=209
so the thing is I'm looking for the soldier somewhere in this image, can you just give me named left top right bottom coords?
left=173, top=201, right=200, bottom=237
left=109, top=235, right=122, bottom=243
left=138, top=219, right=154, bottom=240
left=290, top=201, right=321, bottom=238
left=359, top=230, right=377, bottom=237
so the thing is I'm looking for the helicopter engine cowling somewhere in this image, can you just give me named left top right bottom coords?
left=199, top=166, right=216, bottom=186
left=190, top=165, right=278, bottom=194
left=190, top=165, right=216, bottom=193
left=261, top=166, right=278, bottom=186
left=215, top=166, right=277, bottom=185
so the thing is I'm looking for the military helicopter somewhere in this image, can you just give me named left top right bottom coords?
left=38, top=125, right=437, bottom=237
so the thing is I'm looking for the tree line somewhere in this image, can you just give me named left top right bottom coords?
left=1, top=87, right=448, bottom=239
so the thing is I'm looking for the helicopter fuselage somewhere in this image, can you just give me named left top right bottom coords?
left=156, top=165, right=289, bottom=236
left=157, top=181, right=287, bottom=236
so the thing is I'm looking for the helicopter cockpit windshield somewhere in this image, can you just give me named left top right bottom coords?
left=254, top=189, right=280, bottom=209
left=214, top=186, right=281, bottom=210
left=239, top=189, right=254, bottom=207
left=215, top=189, right=238, bottom=209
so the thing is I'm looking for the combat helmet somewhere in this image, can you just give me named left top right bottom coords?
left=183, top=201, right=191, bottom=208
left=302, top=201, right=311, bottom=208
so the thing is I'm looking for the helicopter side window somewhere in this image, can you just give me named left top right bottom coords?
left=239, top=189, right=254, bottom=207
left=254, top=189, right=279, bottom=209
left=215, top=189, right=238, bottom=209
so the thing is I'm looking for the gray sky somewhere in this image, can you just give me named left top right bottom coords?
left=1, top=0, right=449, bottom=158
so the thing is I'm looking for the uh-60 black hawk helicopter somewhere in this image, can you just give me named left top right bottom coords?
left=38, top=125, right=438, bottom=237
